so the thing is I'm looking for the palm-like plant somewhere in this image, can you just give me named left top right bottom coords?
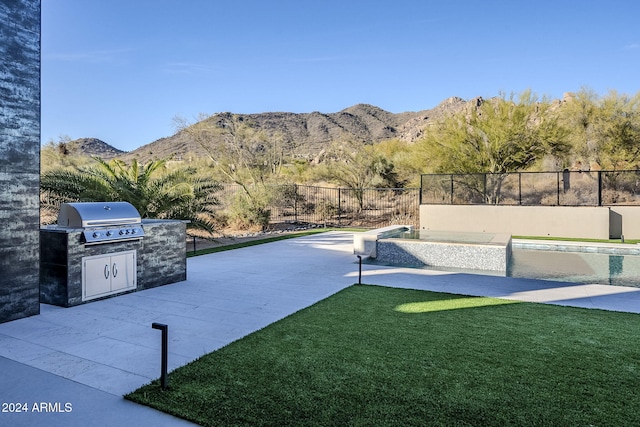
left=41, top=158, right=220, bottom=232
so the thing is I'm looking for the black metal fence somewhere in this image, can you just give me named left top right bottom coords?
left=219, top=184, right=420, bottom=228
left=420, top=170, right=640, bottom=206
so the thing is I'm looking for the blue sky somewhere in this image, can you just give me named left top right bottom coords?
left=42, top=0, right=640, bottom=152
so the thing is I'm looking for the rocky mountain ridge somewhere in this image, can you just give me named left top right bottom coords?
left=62, top=137, right=125, bottom=159
left=72, top=97, right=477, bottom=162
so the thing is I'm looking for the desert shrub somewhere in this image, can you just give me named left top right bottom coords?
left=269, top=184, right=305, bottom=211
left=315, top=200, right=338, bottom=226
left=227, top=191, right=271, bottom=230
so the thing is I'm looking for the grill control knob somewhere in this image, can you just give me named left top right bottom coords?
left=131, top=228, right=137, bottom=235
left=93, top=232, right=101, bottom=238
left=119, top=229, right=125, bottom=235
left=106, top=231, right=113, bottom=237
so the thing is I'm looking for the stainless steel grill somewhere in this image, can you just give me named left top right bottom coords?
left=57, top=202, right=145, bottom=245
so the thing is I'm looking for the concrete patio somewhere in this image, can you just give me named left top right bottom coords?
left=2, top=231, right=640, bottom=426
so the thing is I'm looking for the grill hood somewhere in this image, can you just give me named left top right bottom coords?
left=57, top=202, right=144, bottom=245
left=58, top=202, right=141, bottom=228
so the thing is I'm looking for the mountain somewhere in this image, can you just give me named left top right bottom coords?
left=64, top=137, right=125, bottom=159
left=78, top=98, right=476, bottom=163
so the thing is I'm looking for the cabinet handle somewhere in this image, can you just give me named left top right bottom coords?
left=112, top=263, right=118, bottom=278
left=104, top=264, right=110, bottom=279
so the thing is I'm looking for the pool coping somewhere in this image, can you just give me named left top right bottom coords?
left=513, top=239, right=640, bottom=255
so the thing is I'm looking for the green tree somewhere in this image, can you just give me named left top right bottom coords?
left=177, top=113, right=286, bottom=229
left=557, top=88, right=600, bottom=167
left=417, top=91, right=570, bottom=202
left=371, top=139, right=414, bottom=186
left=41, top=158, right=220, bottom=232
left=322, top=139, right=402, bottom=211
left=422, top=91, right=570, bottom=173
left=592, top=91, right=640, bottom=169
left=559, top=88, right=640, bottom=170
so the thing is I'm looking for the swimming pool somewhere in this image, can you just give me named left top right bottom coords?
left=363, top=230, right=640, bottom=288
left=509, top=244, right=640, bottom=287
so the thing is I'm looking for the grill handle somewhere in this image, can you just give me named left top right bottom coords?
left=86, top=219, right=139, bottom=226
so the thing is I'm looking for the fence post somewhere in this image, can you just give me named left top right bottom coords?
left=294, top=184, right=298, bottom=222
left=483, top=173, right=487, bottom=202
left=450, top=174, right=454, bottom=204
left=598, top=171, right=603, bottom=206
left=338, top=188, right=342, bottom=227
left=518, top=172, right=522, bottom=205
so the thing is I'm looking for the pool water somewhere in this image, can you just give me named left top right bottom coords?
left=366, top=249, right=640, bottom=287
left=508, top=249, right=640, bottom=287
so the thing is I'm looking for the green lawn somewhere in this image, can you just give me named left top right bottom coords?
left=126, top=285, right=640, bottom=426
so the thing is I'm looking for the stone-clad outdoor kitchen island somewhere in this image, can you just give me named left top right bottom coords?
left=40, top=220, right=187, bottom=307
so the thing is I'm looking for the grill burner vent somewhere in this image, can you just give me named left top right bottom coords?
left=57, top=202, right=144, bottom=245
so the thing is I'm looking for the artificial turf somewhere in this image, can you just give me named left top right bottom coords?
left=126, top=284, right=640, bottom=426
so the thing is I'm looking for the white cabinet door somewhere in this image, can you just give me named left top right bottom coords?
left=82, top=250, right=136, bottom=301
left=83, top=256, right=112, bottom=299
left=110, top=252, right=136, bottom=291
